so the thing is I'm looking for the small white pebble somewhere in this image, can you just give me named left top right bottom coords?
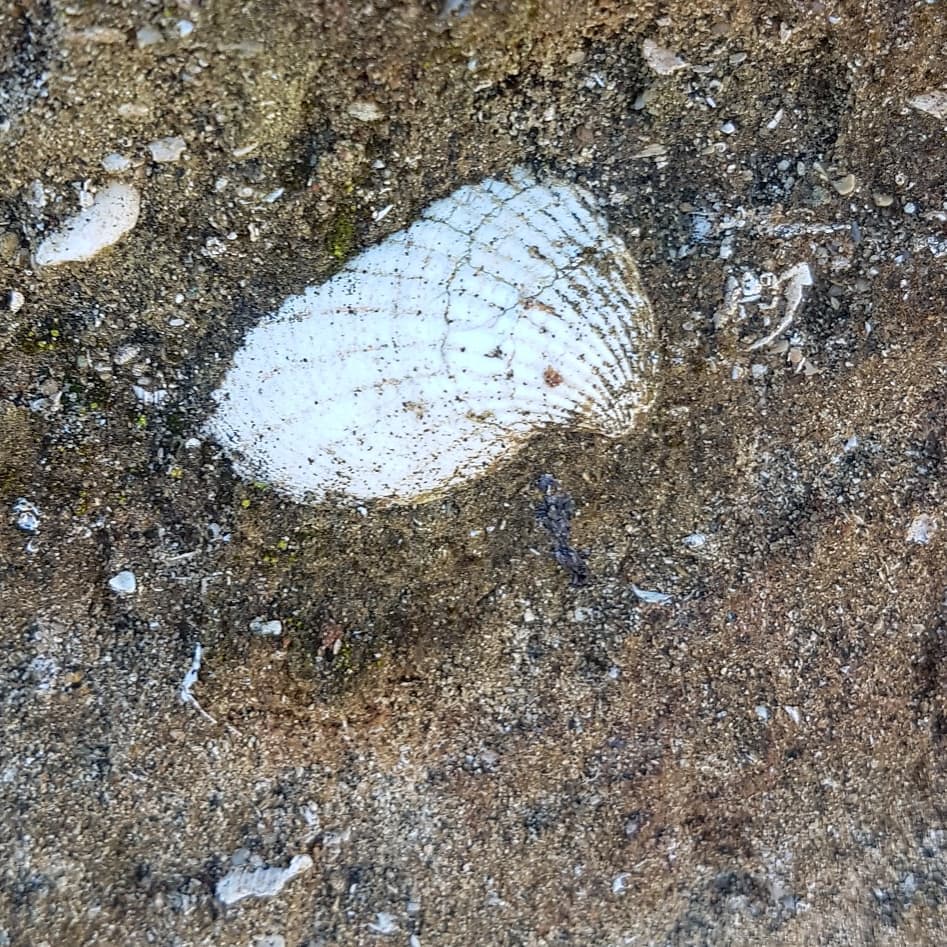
left=175, top=19, right=194, bottom=38
left=720, top=121, right=737, bottom=135
left=904, top=202, right=917, bottom=215
left=109, top=570, right=137, bottom=594
left=7, top=289, right=25, bottom=313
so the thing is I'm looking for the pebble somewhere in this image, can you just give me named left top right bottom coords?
left=175, top=20, right=195, bottom=38
left=347, top=99, right=384, bottom=122
left=109, top=570, right=137, bottom=594
left=832, top=173, right=856, bottom=196
left=34, top=183, right=140, bottom=267
left=641, top=39, right=687, bottom=75
left=148, top=136, right=187, bottom=163
left=7, top=289, right=25, bottom=313
left=873, top=192, right=894, bottom=207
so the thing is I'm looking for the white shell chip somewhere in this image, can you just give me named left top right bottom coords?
left=206, top=168, right=656, bottom=504
left=34, top=183, right=140, bottom=266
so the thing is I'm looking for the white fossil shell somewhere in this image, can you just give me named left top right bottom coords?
left=206, top=167, right=656, bottom=504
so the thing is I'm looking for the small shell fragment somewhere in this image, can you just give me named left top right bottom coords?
left=34, top=183, right=140, bottom=266
left=148, top=136, right=187, bottom=163
left=641, top=39, right=687, bottom=75
left=908, top=90, right=947, bottom=121
left=347, top=99, right=384, bottom=122
left=832, top=173, right=856, bottom=196
left=215, top=855, right=313, bottom=905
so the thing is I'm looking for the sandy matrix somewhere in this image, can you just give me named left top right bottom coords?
left=1, top=1, right=946, bottom=944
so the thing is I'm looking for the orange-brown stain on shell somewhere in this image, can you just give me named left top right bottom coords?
left=543, top=366, right=564, bottom=387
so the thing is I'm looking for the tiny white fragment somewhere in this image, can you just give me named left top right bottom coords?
left=682, top=532, right=707, bottom=549
left=347, top=100, right=384, bottom=122
left=12, top=498, right=40, bottom=532
left=136, top=25, right=163, bottom=48
left=783, top=705, right=801, bottom=725
left=907, top=513, right=935, bottom=545
left=101, top=153, right=131, bottom=173
left=132, top=385, right=169, bottom=406
left=746, top=262, right=813, bottom=351
left=148, top=136, right=187, bottom=163
left=179, top=642, right=216, bottom=723
left=215, top=854, right=313, bottom=905
left=641, top=39, right=687, bottom=75
left=108, top=570, right=137, bottom=594
left=7, top=289, right=25, bottom=313
left=250, top=617, right=283, bottom=637
left=632, top=143, right=668, bottom=159
left=908, top=90, right=947, bottom=121
left=34, top=183, right=140, bottom=267
left=367, top=912, right=399, bottom=935
left=632, top=584, right=672, bottom=605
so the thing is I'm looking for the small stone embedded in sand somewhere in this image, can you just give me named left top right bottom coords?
left=108, top=570, right=137, bottom=594
left=7, top=289, right=25, bottom=312
left=34, top=183, right=140, bottom=267
left=148, top=136, right=187, bottom=163
left=908, top=90, right=947, bottom=121
left=347, top=99, right=384, bottom=122
left=641, top=39, right=687, bottom=75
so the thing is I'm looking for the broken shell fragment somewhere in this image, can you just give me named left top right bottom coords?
left=206, top=168, right=657, bottom=504
left=34, top=183, right=140, bottom=266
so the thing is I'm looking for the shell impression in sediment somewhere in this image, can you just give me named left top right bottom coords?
left=205, top=167, right=656, bottom=504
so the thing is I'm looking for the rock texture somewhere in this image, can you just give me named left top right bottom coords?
left=1, top=1, right=946, bottom=945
